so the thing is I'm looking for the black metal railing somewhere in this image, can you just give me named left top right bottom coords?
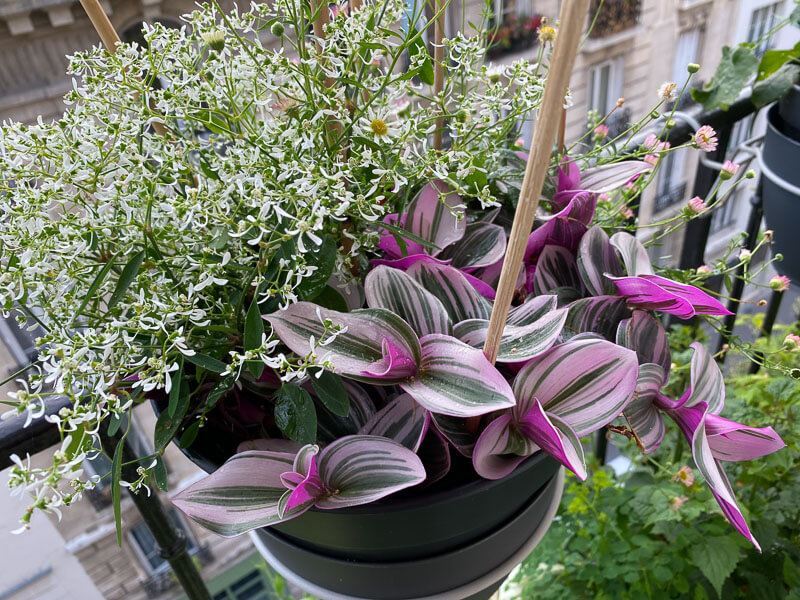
left=588, top=0, right=642, bottom=39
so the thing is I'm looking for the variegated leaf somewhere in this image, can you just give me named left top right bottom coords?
left=401, top=334, right=517, bottom=417
left=417, top=428, right=452, bottom=484
left=533, top=245, right=584, bottom=296
left=563, top=295, right=630, bottom=341
left=623, top=363, right=667, bottom=454
left=682, top=342, right=724, bottom=415
left=616, top=310, right=671, bottom=381
left=472, top=414, right=535, bottom=480
left=265, top=304, right=421, bottom=383
left=577, top=225, right=623, bottom=296
left=578, top=160, right=653, bottom=193
left=438, top=222, right=506, bottom=269
left=407, top=261, right=492, bottom=322
left=172, top=450, right=309, bottom=537
left=315, top=435, right=426, bottom=509
left=610, top=232, right=653, bottom=276
left=316, top=381, right=376, bottom=443
left=405, top=181, right=465, bottom=256
left=690, top=408, right=760, bottom=550
left=365, top=266, right=453, bottom=338
left=507, top=294, right=558, bottom=327
left=453, top=306, right=567, bottom=363
left=431, top=413, right=478, bottom=457
left=519, top=401, right=587, bottom=480
left=704, top=413, right=786, bottom=462
left=512, top=337, right=638, bottom=436
left=359, top=393, right=430, bottom=452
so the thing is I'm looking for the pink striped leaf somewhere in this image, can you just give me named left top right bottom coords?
left=577, top=225, right=623, bottom=296
left=681, top=342, right=725, bottom=415
left=407, top=261, right=492, bottom=322
left=563, top=295, right=630, bottom=341
left=438, top=222, right=506, bottom=269
left=578, top=160, right=653, bottom=193
left=400, top=334, right=517, bottom=417
left=172, top=450, right=310, bottom=537
left=431, top=413, right=478, bottom=457
left=265, top=304, right=421, bottom=384
left=533, top=245, right=584, bottom=296
left=314, top=435, right=426, bottom=509
left=610, top=232, right=653, bottom=276
left=512, top=337, right=638, bottom=436
left=405, top=181, right=465, bottom=256
left=359, top=393, right=430, bottom=452
left=622, top=363, right=667, bottom=454
left=519, top=400, right=587, bottom=480
left=472, top=414, right=535, bottom=480
left=703, top=413, right=786, bottom=462
left=609, top=274, right=733, bottom=320
left=615, top=310, right=671, bottom=380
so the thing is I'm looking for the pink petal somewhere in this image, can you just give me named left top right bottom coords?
left=362, top=338, right=419, bottom=379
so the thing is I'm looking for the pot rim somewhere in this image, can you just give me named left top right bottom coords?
left=305, top=449, right=552, bottom=516
left=768, top=103, right=800, bottom=150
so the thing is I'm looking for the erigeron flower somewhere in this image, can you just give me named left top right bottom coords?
left=644, top=154, right=659, bottom=166
left=719, top=160, right=739, bottom=180
left=538, top=25, right=556, bottom=43
left=674, top=466, right=695, bottom=487
left=658, top=81, right=677, bottom=101
left=694, top=125, right=718, bottom=152
left=784, top=334, right=800, bottom=351
left=696, top=265, right=712, bottom=276
left=593, top=124, right=609, bottom=139
left=739, top=249, right=752, bottom=262
left=769, top=275, right=790, bottom=292
left=670, top=496, right=689, bottom=510
left=687, top=196, right=708, bottom=214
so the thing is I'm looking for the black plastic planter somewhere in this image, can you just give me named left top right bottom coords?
left=762, top=97, right=800, bottom=283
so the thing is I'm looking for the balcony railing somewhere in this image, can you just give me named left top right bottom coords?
left=588, top=0, right=642, bottom=39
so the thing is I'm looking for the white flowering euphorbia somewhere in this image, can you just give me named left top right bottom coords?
left=0, top=0, right=546, bottom=524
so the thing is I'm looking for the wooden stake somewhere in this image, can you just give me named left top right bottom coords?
left=350, top=0, right=362, bottom=11
left=79, top=0, right=167, bottom=137
left=483, top=0, right=590, bottom=364
left=557, top=106, right=567, bottom=155
left=433, top=0, right=446, bottom=150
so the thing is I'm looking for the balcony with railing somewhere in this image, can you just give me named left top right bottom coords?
left=587, top=0, right=642, bottom=39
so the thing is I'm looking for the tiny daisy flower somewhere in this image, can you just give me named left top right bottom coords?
left=784, top=334, right=800, bottom=351
left=658, top=81, right=677, bottom=101
left=644, top=153, right=659, bottom=166
left=739, top=249, right=752, bottom=262
left=687, top=196, right=708, bottom=214
left=674, top=466, right=695, bottom=487
left=769, top=275, right=790, bottom=292
left=696, top=265, right=712, bottom=276
left=670, top=496, right=689, bottom=510
left=719, top=160, right=739, bottom=180
left=621, top=205, right=635, bottom=219
left=538, top=25, right=556, bottom=43
left=593, top=124, right=609, bottom=139
left=513, top=137, right=525, bottom=149
left=694, top=125, right=718, bottom=152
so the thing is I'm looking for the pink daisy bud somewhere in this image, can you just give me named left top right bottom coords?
left=720, top=160, right=739, bottom=180
left=687, top=196, right=708, bottom=214
left=673, top=466, right=695, bottom=487
left=769, top=275, right=790, bottom=292
left=622, top=206, right=635, bottom=219
left=694, top=125, right=718, bottom=152
left=593, top=124, right=609, bottom=138
left=656, top=141, right=671, bottom=152
left=643, top=133, right=659, bottom=150
left=644, top=154, right=659, bottom=166
left=696, top=265, right=712, bottom=275
left=739, top=249, right=752, bottom=262
left=784, top=334, right=800, bottom=350
left=670, top=496, right=689, bottom=510
left=513, top=137, right=525, bottom=148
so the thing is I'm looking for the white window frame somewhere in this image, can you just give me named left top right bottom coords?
left=587, top=57, right=623, bottom=117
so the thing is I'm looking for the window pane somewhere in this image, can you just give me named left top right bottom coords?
left=599, top=65, right=610, bottom=114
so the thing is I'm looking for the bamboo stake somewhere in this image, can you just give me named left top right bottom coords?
left=79, top=0, right=168, bottom=136
left=483, top=0, right=590, bottom=364
left=557, top=106, right=567, bottom=154
left=350, top=0, right=362, bottom=11
left=433, top=0, right=446, bottom=150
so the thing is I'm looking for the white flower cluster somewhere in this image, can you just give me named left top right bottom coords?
left=0, top=0, right=546, bottom=522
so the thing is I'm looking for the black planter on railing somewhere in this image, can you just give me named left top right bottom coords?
left=761, top=84, right=800, bottom=283
left=153, top=398, right=563, bottom=600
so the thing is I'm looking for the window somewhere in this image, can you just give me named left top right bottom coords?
left=0, top=315, right=38, bottom=378
left=588, top=58, right=623, bottom=118
left=747, top=2, right=781, bottom=56
left=654, top=152, right=688, bottom=212
left=710, top=196, right=738, bottom=233
left=213, top=570, right=274, bottom=600
left=493, top=0, right=532, bottom=25
left=672, top=28, right=700, bottom=83
left=129, top=509, right=198, bottom=574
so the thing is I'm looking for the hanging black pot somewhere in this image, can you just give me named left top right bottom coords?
left=761, top=93, right=800, bottom=283
left=152, top=397, right=564, bottom=599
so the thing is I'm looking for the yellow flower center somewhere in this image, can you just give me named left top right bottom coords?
left=538, top=26, right=556, bottom=42
left=370, top=119, right=388, bottom=137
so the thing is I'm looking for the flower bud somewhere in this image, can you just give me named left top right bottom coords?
left=757, top=299, right=767, bottom=306
left=784, top=334, right=800, bottom=351
left=201, top=30, right=226, bottom=52
left=271, top=21, right=285, bottom=37
left=719, top=160, right=739, bottom=180
left=775, top=253, right=784, bottom=262
left=745, top=169, right=756, bottom=179
left=764, top=229, right=773, bottom=239
left=769, top=275, right=790, bottom=292
left=739, top=249, right=752, bottom=262
left=687, top=63, right=700, bottom=74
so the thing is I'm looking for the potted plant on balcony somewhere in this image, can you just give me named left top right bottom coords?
left=0, top=0, right=789, bottom=599
left=692, top=2, right=800, bottom=282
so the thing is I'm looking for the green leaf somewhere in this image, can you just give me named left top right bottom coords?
left=377, top=221, right=442, bottom=252
left=152, top=455, right=168, bottom=492
left=691, top=45, right=760, bottom=110
left=70, top=255, right=117, bottom=327
left=756, top=43, right=800, bottom=81
left=313, top=285, right=348, bottom=312
left=179, top=420, right=202, bottom=449
left=167, top=357, right=184, bottom=418
left=205, top=375, right=235, bottom=409
left=245, top=296, right=265, bottom=378
left=310, top=371, right=350, bottom=417
left=111, top=429, right=128, bottom=547
left=107, top=250, right=144, bottom=310
left=784, top=555, right=800, bottom=587
left=753, top=63, right=800, bottom=107
left=274, top=384, right=317, bottom=444
left=184, top=352, right=227, bottom=374
left=155, top=380, right=189, bottom=451
left=107, top=414, right=122, bottom=437
left=408, top=24, right=434, bottom=85
left=688, top=535, right=744, bottom=598
left=296, top=235, right=337, bottom=302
